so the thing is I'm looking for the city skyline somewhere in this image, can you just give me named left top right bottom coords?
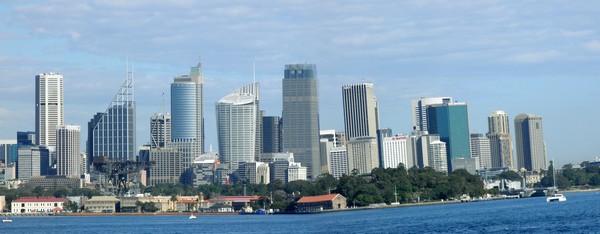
left=1, top=1, right=599, bottom=165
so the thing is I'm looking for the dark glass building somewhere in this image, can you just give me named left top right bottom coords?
left=426, top=101, right=471, bottom=172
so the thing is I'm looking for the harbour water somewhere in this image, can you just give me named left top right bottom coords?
left=2, top=191, right=599, bottom=233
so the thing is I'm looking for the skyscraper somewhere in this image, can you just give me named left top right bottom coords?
left=262, top=116, right=282, bottom=153
left=171, top=63, right=205, bottom=169
left=487, top=110, right=514, bottom=169
left=342, top=83, right=379, bottom=140
left=35, top=72, right=64, bottom=148
left=514, top=114, right=546, bottom=172
left=216, top=83, right=259, bottom=172
left=17, top=146, right=50, bottom=182
left=470, top=133, right=491, bottom=169
left=282, top=64, right=320, bottom=179
left=91, top=73, right=136, bottom=162
left=426, top=101, right=471, bottom=172
left=411, top=97, right=453, bottom=132
left=17, top=131, right=36, bottom=146
left=428, top=140, right=448, bottom=173
left=86, top=112, right=103, bottom=171
left=381, top=135, right=408, bottom=169
left=56, top=125, right=81, bottom=176
left=150, top=113, right=171, bottom=148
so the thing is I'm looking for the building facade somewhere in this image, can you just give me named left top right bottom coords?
left=346, top=137, right=379, bottom=175
left=17, top=146, right=50, bottom=182
left=149, top=147, right=183, bottom=186
left=282, top=64, right=320, bottom=179
left=428, top=140, right=448, bottom=173
left=56, top=125, right=81, bottom=176
left=150, top=113, right=171, bottom=148
left=35, top=72, right=64, bottom=148
left=470, top=133, right=492, bottom=169
left=514, top=114, right=546, bottom=172
left=411, top=97, right=453, bottom=132
left=91, top=75, right=136, bottom=162
left=329, top=147, right=349, bottom=179
left=216, top=83, right=259, bottom=172
left=342, top=83, right=379, bottom=140
left=381, top=135, right=408, bottom=169
left=426, top=101, right=471, bottom=172
left=11, top=196, right=68, bottom=214
left=262, top=116, right=282, bottom=153
left=487, top=110, right=514, bottom=169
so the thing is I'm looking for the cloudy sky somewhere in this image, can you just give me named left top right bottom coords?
left=1, top=0, right=599, bottom=166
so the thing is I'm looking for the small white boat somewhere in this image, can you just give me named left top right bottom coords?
left=189, top=214, right=197, bottom=220
left=2, top=217, right=12, bottom=223
left=546, top=193, right=566, bottom=202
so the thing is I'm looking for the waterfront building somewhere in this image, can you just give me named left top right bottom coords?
left=282, top=64, right=320, bottom=179
left=91, top=74, right=136, bottom=162
left=17, top=146, right=50, bottom=182
left=262, top=115, right=282, bottom=153
left=11, top=196, right=68, bottom=214
left=35, top=72, right=64, bottom=148
left=470, top=133, right=492, bottom=169
left=56, top=125, right=81, bottom=177
left=347, top=137, right=379, bottom=175
left=381, top=135, right=408, bottom=168
left=296, top=194, right=347, bottom=212
left=84, top=196, right=120, bottom=213
left=149, top=147, right=183, bottom=186
left=411, top=97, right=453, bottom=132
left=426, top=101, right=471, bottom=172
left=514, top=114, right=547, bottom=172
left=216, top=83, right=259, bottom=172
left=428, top=140, right=448, bottom=173
left=487, top=110, right=514, bottom=169
left=150, top=113, right=171, bottom=148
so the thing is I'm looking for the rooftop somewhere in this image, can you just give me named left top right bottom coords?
left=13, top=196, right=68, bottom=203
left=297, top=194, right=342, bottom=203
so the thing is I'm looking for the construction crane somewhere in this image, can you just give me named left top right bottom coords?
left=92, top=156, right=155, bottom=196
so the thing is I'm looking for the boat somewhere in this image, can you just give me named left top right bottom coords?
left=546, top=193, right=566, bottom=202
left=2, top=217, right=12, bottom=223
left=189, top=213, right=196, bottom=220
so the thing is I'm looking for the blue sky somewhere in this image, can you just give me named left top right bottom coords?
left=1, top=0, right=599, bottom=166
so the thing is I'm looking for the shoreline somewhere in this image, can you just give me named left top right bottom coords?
left=4, top=188, right=599, bottom=217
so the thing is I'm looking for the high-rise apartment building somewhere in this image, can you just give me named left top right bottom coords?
left=329, top=147, right=349, bottom=179
left=428, top=140, right=448, bottom=173
left=91, top=75, right=136, bottom=162
left=487, top=110, right=514, bottom=169
left=56, top=125, right=81, bottom=177
left=411, top=97, right=453, bottom=132
left=35, top=73, right=64, bottom=148
left=514, top=114, right=546, bottom=172
left=150, top=113, right=171, bottom=148
left=282, top=64, right=320, bottom=179
left=216, top=83, right=259, bottom=172
left=470, top=133, right=492, bottom=169
left=426, top=101, right=471, bottom=172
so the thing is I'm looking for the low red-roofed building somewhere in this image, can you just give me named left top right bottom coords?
left=11, top=196, right=68, bottom=214
left=296, top=194, right=346, bottom=212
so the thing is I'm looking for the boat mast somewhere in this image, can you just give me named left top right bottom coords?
left=394, top=185, right=398, bottom=204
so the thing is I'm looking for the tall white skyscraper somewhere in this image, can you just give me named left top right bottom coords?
left=411, top=97, right=452, bottom=132
left=487, top=110, right=514, bottom=169
left=342, top=83, right=379, bottom=140
left=216, top=83, right=259, bottom=172
left=56, top=125, right=81, bottom=176
left=381, top=135, right=408, bottom=168
left=514, top=114, right=546, bottom=172
left=35, top=72, right=64, bottom=148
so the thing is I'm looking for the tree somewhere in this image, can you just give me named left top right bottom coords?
left=497, top=171, right=522, bottom=181
left=64, top=201, right=79, bottom=213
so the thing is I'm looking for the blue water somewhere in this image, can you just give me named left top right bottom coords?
left=3, top=191, right=599, bottom=233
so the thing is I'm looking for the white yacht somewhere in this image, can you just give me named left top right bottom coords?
left=546, top=193, right=566, bottom=202
left=189, top=213, right=197, bottom=220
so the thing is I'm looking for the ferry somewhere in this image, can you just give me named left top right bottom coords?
left=546, top=193, right=566, bottom=202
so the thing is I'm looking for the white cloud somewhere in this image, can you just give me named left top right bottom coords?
left=584, top=40, right=600, bottom=52
left=507, top=50, right=560, bottom=63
